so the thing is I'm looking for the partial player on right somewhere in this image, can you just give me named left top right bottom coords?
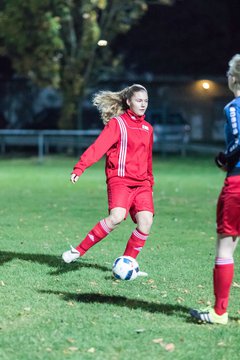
left=190, top=54, right=240, bottom=325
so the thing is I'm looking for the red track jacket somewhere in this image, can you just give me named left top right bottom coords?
left=72, top=109, right=154, bottom=187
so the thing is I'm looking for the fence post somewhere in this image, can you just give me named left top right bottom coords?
left=0, top=136, right=6, bottom=154
left=38, top=132, right=44, bottom=162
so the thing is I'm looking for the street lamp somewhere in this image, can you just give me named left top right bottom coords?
left=202, top=81, right=210, bottom=90
left=97, top=40, right=108, bottom=47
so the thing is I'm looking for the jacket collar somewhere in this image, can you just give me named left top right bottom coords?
left=126, top=109, right=145, bottom=122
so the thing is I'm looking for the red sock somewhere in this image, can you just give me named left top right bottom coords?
left=76, top=220, right=112, bottom=256
left=213, top=257, right=234, bottom=315
left=123, top=228, right=149, bottom=259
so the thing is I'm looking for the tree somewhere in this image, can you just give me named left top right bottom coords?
left=0, top=0, right=173, bottom=128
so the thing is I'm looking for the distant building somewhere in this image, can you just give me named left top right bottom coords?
left=0, top=75, right=231, bottom=144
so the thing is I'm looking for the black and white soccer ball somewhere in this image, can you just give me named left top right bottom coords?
left=112, top=256, right=139, bottom=281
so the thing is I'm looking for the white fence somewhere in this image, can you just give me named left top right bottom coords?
left=0, top=129, right=223, bottom=161
left=0, top=129, right=101, bottom=161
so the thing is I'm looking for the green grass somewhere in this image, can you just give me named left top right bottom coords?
left=0, top=155, right=240, bottom=360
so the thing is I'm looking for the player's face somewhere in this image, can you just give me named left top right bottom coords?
left=127, top=90, right=148, bottom=116
left=227, top=72, right=236, bottom=92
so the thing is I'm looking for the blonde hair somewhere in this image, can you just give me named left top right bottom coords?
left=92, top=84, right=147, bottom=124
left=228, top=54, right=240, bottom=91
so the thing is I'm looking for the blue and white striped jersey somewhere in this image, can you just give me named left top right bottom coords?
left=224, top=96, right=240, bottom=174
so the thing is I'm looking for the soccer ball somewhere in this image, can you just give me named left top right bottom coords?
left=112, top=256, right=139, bottom=281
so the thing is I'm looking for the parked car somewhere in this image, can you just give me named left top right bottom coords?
left=148, top=111, right=191, bottom=154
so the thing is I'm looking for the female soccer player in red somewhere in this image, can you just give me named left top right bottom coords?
left=190, top=54, right=240, bottom=324
left=62, top=84, right=154, bottom=275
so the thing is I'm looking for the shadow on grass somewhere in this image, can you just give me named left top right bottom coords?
left=39, top=289, right=240, bottom=322
left=0, top=250, right=109, bottom=275
left=39, top=289, right=189, bottom=317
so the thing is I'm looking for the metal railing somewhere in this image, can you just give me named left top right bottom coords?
left=0, top=129, right=223, bottom=161
left=0, top=129, right=101, bottom=161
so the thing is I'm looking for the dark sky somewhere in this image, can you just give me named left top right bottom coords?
left=114, top=0, right=240, bottom=77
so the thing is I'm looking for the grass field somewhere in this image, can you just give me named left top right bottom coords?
left=0, top=155, right=240, bottom=360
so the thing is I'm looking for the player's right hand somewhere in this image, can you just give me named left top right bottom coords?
left=70, top=173, right=79, bottom=183
left=215, top=152, right=228, bottom=171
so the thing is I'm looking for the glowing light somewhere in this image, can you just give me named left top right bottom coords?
left=82, top=13, right=90, bottom=19
left=97, top=39, right=108, bottom=47
left=192, top=79, right=219, bottom=96
left=202, top=81, right=210, bottom=90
